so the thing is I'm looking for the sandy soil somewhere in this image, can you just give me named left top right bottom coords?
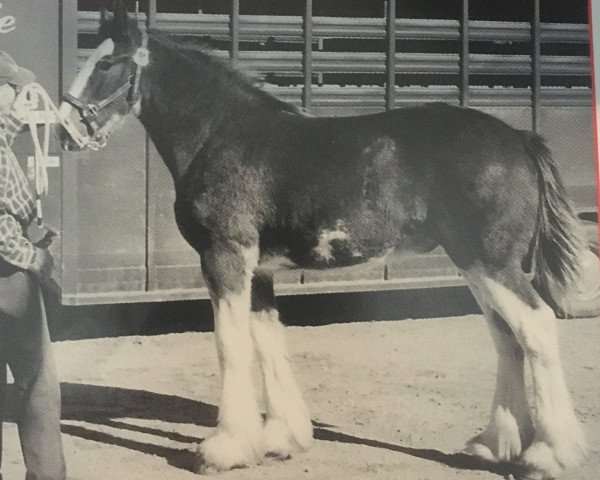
left=2, top=314, right=599, bottom=480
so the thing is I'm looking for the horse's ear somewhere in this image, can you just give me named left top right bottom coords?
left=112, top=0, right=129, bottom=35
left=100, top=5, right=110, bottom=25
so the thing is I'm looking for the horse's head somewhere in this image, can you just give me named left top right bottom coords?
left=60, top=0, right=148, bottom=151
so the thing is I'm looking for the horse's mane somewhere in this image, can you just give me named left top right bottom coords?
left=147, top=30, right=304, bottom=116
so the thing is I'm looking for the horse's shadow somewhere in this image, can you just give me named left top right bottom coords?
left=43, top=382, right=519, bottom=476
left=56, top=382, right=214, bottom=471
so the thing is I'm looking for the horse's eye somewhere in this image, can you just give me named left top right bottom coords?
left=97, top=58, right=113, bottom=71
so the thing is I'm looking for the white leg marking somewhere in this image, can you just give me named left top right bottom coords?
left=251, top=309, right=313, bottom=458
left=464, top=265, right=586, bottom=478
left=464, top=277, right=533, bottom=462
left=199, top=246, right=265, bottom=472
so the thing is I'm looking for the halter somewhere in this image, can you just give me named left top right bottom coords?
left=63, top=28, right=149, bottom=143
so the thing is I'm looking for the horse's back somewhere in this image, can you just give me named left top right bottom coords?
left=390, top=103, right=540, bottom=271
left=262, top=103, right=540, bottom=270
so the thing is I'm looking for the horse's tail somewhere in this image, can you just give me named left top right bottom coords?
left=524, top=132, right=583, bottom=298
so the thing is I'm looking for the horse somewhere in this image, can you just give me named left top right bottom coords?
left=60, top=3, right=588, bottom=478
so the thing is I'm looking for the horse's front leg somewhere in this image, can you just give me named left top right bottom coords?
left=196, top=240, right=265, bottom=472
left=250, top=271, right=313, bottom=459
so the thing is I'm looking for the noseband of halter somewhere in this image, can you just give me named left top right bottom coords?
left=63, top=28, right=149, bottom=140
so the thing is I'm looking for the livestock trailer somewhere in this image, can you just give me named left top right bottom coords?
left=2, top=0, right=597, bottom=306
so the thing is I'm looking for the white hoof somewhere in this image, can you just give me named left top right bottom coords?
left=519, top=436, right=586, bottom=480
left=518, top=442, right=563, bottom=480
left=196, top=430, right=264, bottom=473
left=264, top=419, right=293, bottom=460
left=464, top=424, right=524, bottom=463
left=264, top=417, right=313, bottom=460
left=464, top=408, right=531, bottom=463
left=463, top=434, right=498, bottom=463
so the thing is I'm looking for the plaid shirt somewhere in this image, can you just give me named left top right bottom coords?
left=0, top=111, right=37, bottom=270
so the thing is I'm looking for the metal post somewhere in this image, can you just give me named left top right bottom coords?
left=230, top=0, right=240, bottom=66
left=302, top=0, right=313, bottom=111
left=147, top=0, right=157, bottom=29
left=383, top=0, right=396, bottom=279
left=459, top=0, right=470, bottom=107
left=59, top=0, right=78, bottom=97
left=146, top=1, right=157, bottom=292
left=385, top=0, right=396, bottom=110
left=531, top=0, right=541, bottom=132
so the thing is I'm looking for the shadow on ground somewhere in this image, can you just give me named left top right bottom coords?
left=5, top=382, right=516, bottom=476
left=47, top=286, right=479, bottom=341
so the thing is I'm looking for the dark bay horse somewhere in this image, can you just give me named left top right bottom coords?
left=60, top=4, right=588, bottom=478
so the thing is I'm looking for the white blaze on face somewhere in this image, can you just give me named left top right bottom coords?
left=58, top=38, right=115, bottom=119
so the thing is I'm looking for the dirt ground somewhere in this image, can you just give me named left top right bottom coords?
left=2, top=314, right=599, bottom=480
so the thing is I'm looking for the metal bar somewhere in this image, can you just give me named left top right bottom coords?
left=532, top=0, right=541, bottom=132
left=260, top=84, right=591, bottom=109
left=60, top=0, right=81, bottom=297
left=146, top=0, right=157, bottom=292
left=230, top=0, right=240, bottom=65
left=317, top=38, right=324, bottom=84
left=385, top=0, right=396, bottom=110
left=147, top=0, right=157, bottom=29
left=60, top=0, right=79, bottom=95
left=459, top=0, right=469, bottom=106
left=60, top=275, right=469, bottom=306
left=302, top=0, right=313, bottom=111
left=76, top=12, right=590, bottom=44
left=77, top=48, right=589, bottom=77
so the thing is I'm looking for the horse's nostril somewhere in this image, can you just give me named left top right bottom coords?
left=61, top=137, right=77, bottom=152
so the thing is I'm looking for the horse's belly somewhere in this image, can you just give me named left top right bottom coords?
left=261, top=218, right=437, bottom=269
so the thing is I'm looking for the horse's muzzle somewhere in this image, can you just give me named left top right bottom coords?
left=60, top=127, right=82, bottom=151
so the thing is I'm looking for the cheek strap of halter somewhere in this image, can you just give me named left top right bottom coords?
left=129, top=27, right=149, bottom=105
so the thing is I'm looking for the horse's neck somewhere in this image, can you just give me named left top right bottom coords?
left=138, top=38, right=255, bottom=182
left=139, top=39, right=274, bottom=183
left=137, top=111, right=193, bottom=182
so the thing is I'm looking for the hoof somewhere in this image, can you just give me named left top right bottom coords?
left=463, top=410, right=528, bottom=464
left=264, top=419, right=294, bottom=460
left=517, top=440, right=584, bottom=480
left=463, top=427, right=523, bottom=463
left=195, top=431, right=264, bottom=473
left=463, top=437, right=498, bottom=463
left=264, top=418, right=313, bottom=460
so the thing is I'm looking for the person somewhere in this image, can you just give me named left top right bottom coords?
left=0, top=51, right=66, bottom=480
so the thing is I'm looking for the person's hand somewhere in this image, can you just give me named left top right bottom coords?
left=11, top=87, right=34, bottom=120
left=30, top=247, right=54, bottom=283
left=34, top=230, right=57, bottom=249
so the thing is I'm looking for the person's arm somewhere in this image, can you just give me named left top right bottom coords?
left=0, top=211, right=51, bottom=278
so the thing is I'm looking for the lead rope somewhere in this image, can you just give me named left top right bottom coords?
left=16, top=83, right=92, bottom=226
left=26, top=94, right=50, bottom=225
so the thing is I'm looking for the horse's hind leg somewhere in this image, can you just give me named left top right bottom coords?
left=196, top=242, right=265, bottom=472
left=464, top=263, right=586, bottom=479
left=250, top=271, right=313, bottom=459
left=463, top=278, right=533, bottom=463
